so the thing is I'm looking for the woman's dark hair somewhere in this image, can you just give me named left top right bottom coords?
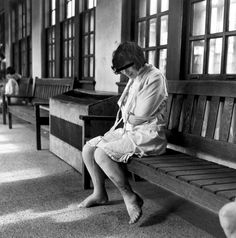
left=112, top=41, right=146, bottom=71
left=6, top=66, right=16, bottom=75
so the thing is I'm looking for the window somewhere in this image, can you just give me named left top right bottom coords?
left=11, top=0, right=32, bottom=77
left=45, top=0, right=56, bottom=77
left=135, top=0, right=169, bottom=75
left=81, top=0, right=96, bottom=81
left=186, top=0, right=236, bottom=79
left=62, top=0, right=75, bottom=77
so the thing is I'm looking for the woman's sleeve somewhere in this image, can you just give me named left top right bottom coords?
left=128, top=75, right=167, bottom=125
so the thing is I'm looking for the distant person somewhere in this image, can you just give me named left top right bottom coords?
left=78, top=41, right=168, bottom=224
left=5, top=66, right=21, bottom=103
left=5, top=66, right=21, bottom=96
left=219, top=201, right=236, bottom=238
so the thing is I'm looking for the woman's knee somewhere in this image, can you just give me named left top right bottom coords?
left=82, top=144, right=95, bottom=161
left=219, top=202, right=236, bottom=229
left=94, top=148, right=108, bottom=165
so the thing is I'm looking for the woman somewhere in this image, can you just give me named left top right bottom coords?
left=79, top=42, right=168, bottom=224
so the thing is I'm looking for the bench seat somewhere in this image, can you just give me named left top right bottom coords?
left=127, top=150, right=236, bottom=214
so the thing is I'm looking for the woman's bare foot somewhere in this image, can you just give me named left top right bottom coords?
left=78, top=193, right=109, bottom=208
left=123, top=193, right=144, bottom=224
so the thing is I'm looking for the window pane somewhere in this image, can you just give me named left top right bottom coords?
left=210, top=0, right=224, bottom=33
left=208, top=38, right=222, bottom=74
left=90, top=11, right=94, bottom=31
left=90, top=57, right=94, bottom=76
left=149, top=18, right=156, bottom=47
left=160, top=15, right=168, bottom=45
left=67, top=1, right=72, bottom=18
left=150, top=0, right=157, bottom=15
left=139, top=0, right=146, bottom=17
left=84, top=36, right=88, bottom=55
left=64, top=41, right=68, bottom=57
left=148, top=51, right=155, bottom=65
left=69, top=40, right=72, bottom=57
left=192, top=1, right=206, bottom=36
left=84, top=58, right=88, bottom=77
left=138, top=21, right=146, bottom=48
left=84, top=13, right=89, bottom=32
left=52, top=0, right=56, bottom=10
left=161, top=0, right=169, bottom=12
left=90, top=34, right=94, bottom=54
left=88, top=0, right=95, bottom=9
left=159, top=49, right=167, bottom=75
left=51, top=11, right=56, bottom=25
left=226, top=36, right=236, bottom=74
left=229, top=0, right=236, bottom=31
left=190, top=40, right=204, bottom=74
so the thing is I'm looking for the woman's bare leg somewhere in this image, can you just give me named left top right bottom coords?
left=78, top=144, right=108, bottom=208
left=94, top=148, right=143, bottom=224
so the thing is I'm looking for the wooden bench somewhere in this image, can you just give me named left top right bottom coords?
left=7, top=77, right=74, bottom=150
left=80, top=80, right=236, bottom=215
left=2, top=77, right=32, bottom=124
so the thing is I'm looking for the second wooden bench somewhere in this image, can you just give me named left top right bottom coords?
left=7, top=77, right=74, bottom=150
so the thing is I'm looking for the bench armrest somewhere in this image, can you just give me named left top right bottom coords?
left=79, top=115, right=116, bottom=121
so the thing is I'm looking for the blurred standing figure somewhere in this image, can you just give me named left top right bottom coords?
left=5, top=66, right=21, bottom=96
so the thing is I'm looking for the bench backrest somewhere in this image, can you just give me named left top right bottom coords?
left=166, top=80, right=236, bottom=166
left=33, top=77, right=74, bottom=101
left=18, top=77, right=32, bottom=96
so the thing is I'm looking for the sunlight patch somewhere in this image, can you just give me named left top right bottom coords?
left=0, top=204, right=92, bottom=226
left=0, top=168, right=52, bottom=184
left=0, top=143, right=21, bottom=153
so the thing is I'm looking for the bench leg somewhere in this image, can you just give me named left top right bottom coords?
left=8, top=112, right=12, bottom=129
left=2, top=95, right=6, bottom=125
left=82, top=162, right=91, bottom=189
left=35, top=105, right=41, bottom=150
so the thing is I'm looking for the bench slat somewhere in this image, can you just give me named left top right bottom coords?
left=204, top=183, right=236, bottom=192
left=182, top=95, right=194, bottom=134
left=179, top=172, right=236, bottom=181
left=220, top=97, right=234, bottom=141
left=191, top=177, right=236, bottom=187
left=168, top=168, right=232, bottom=177
left=205, top=96, right=220, bottom=139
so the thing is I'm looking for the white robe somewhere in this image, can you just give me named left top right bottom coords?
left=87, top=64, right=168, bottom=163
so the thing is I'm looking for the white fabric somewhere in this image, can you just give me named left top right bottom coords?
left=5, top=78, right=19, bottom=95
left=87, top=64, right=168, bottom=163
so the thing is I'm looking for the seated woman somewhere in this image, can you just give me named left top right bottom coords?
left=5, top=66, right=21, bottom=103
left=79, top=41, right=168, bottom=224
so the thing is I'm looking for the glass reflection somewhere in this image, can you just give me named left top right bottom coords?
left=210, top=0, right=224, bottom=33
left=84, top=58, right=88, bottom=77
left=148, top=51, right=155, bottom=65
left=192, top=1, right=206, bottom=36
left=90, top=57, right=94, bottom=77
left=150, top=0, right=157, bottom=15
left=226, top=36, right=236, bottom=74
left=161, top=0, right=169, bottom=12
left=138, top=21, right=146, bottom=48
left=139, top=0, right=146, bottom=17
left=160, top=15, right=168, bottom=45
left=229, top=0, right=236, bottom=31
left=84, top=36, right=88, bottom=55
left=208, top=38, right=222, bottom=74
left=190, top=40, right=204, bottom=74
left=149, top=19, right=156, bottom=46
left=159, top=49, right=167, bottom=75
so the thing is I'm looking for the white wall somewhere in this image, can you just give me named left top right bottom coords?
left=31, top=0, right=42, bottom=78
left=95, top=0, right=122, bottom=92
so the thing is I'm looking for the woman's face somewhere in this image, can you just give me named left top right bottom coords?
left=120, top=65, right=139, bottom=79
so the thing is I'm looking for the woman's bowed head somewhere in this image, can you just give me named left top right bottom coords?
left=78, top=41, right=168, bottom=224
